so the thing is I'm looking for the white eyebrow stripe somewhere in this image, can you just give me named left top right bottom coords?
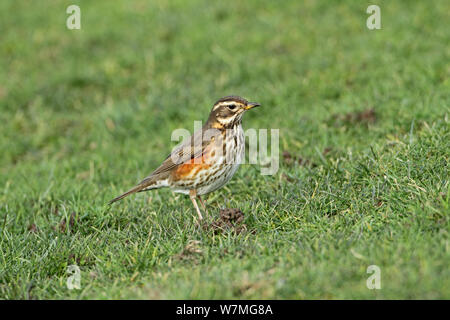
left=213, top=101, right=242, bottom=111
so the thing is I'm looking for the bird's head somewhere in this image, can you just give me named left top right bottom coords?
left=207, top=95, right=260, bottom=129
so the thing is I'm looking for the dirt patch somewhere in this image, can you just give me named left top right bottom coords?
left=282, top=151, right=316, bottom=167
left=350, top=108, right=376, bottom=124
left=67, top=253, right=95, bottom=267
left=68, top=253, right=81, bottom=265
left=202, top=208, right=247, bottom=234
left=322, top=147, right=332, bottom=156
left=281, top=173, right=295, bottom=183
left=330, top=108, right=377, bottom=126
left=58, top=212, right=77, bottom=233
left=28, top=223, right=38, bottom=233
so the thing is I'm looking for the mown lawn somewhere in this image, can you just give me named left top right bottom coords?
left=0, top=0, right=449, bottom=299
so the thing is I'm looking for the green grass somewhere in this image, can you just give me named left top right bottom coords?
left=0, top=0, right=449, bottom=299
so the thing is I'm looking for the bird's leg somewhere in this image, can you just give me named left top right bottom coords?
left=189, top=189, right=203, bottom=221
left=197, top=195, right=209, bottom=217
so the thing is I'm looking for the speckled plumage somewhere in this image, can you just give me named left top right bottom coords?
left=170, top=122, right=244, bottom=195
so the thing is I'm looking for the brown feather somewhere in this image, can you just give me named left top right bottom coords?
left=214, top=95, right=248, bottom=106
left=139, top=123, right=219, bottom=183
left=109, top=122, right=221, bottom=203
left=109, top=184, right=149, bottom=204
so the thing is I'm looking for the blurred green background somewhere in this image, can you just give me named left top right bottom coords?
left=0, top=0, right=448, bottom=299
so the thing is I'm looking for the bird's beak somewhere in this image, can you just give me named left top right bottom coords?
left=245, top=102, right=261, bottom=110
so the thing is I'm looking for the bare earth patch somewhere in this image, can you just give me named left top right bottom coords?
left=202, top=208, right=247, bottom=234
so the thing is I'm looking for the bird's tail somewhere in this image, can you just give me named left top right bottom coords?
left=109, top=176, right=162, bottom=204
left=109, top=185, right=145, bottom=204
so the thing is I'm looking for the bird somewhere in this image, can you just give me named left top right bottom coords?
left=109, top=95, right=260, bottom=221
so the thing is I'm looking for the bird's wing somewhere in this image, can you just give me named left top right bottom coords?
left=139, top=126, right=215, bottom=183
left=109, top=125, right=218, bottom=204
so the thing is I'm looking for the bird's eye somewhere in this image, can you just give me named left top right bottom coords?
left=227, top=104, right=237, bottom=110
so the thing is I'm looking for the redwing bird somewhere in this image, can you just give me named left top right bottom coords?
left=109, top=96, right=260, bottom=220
